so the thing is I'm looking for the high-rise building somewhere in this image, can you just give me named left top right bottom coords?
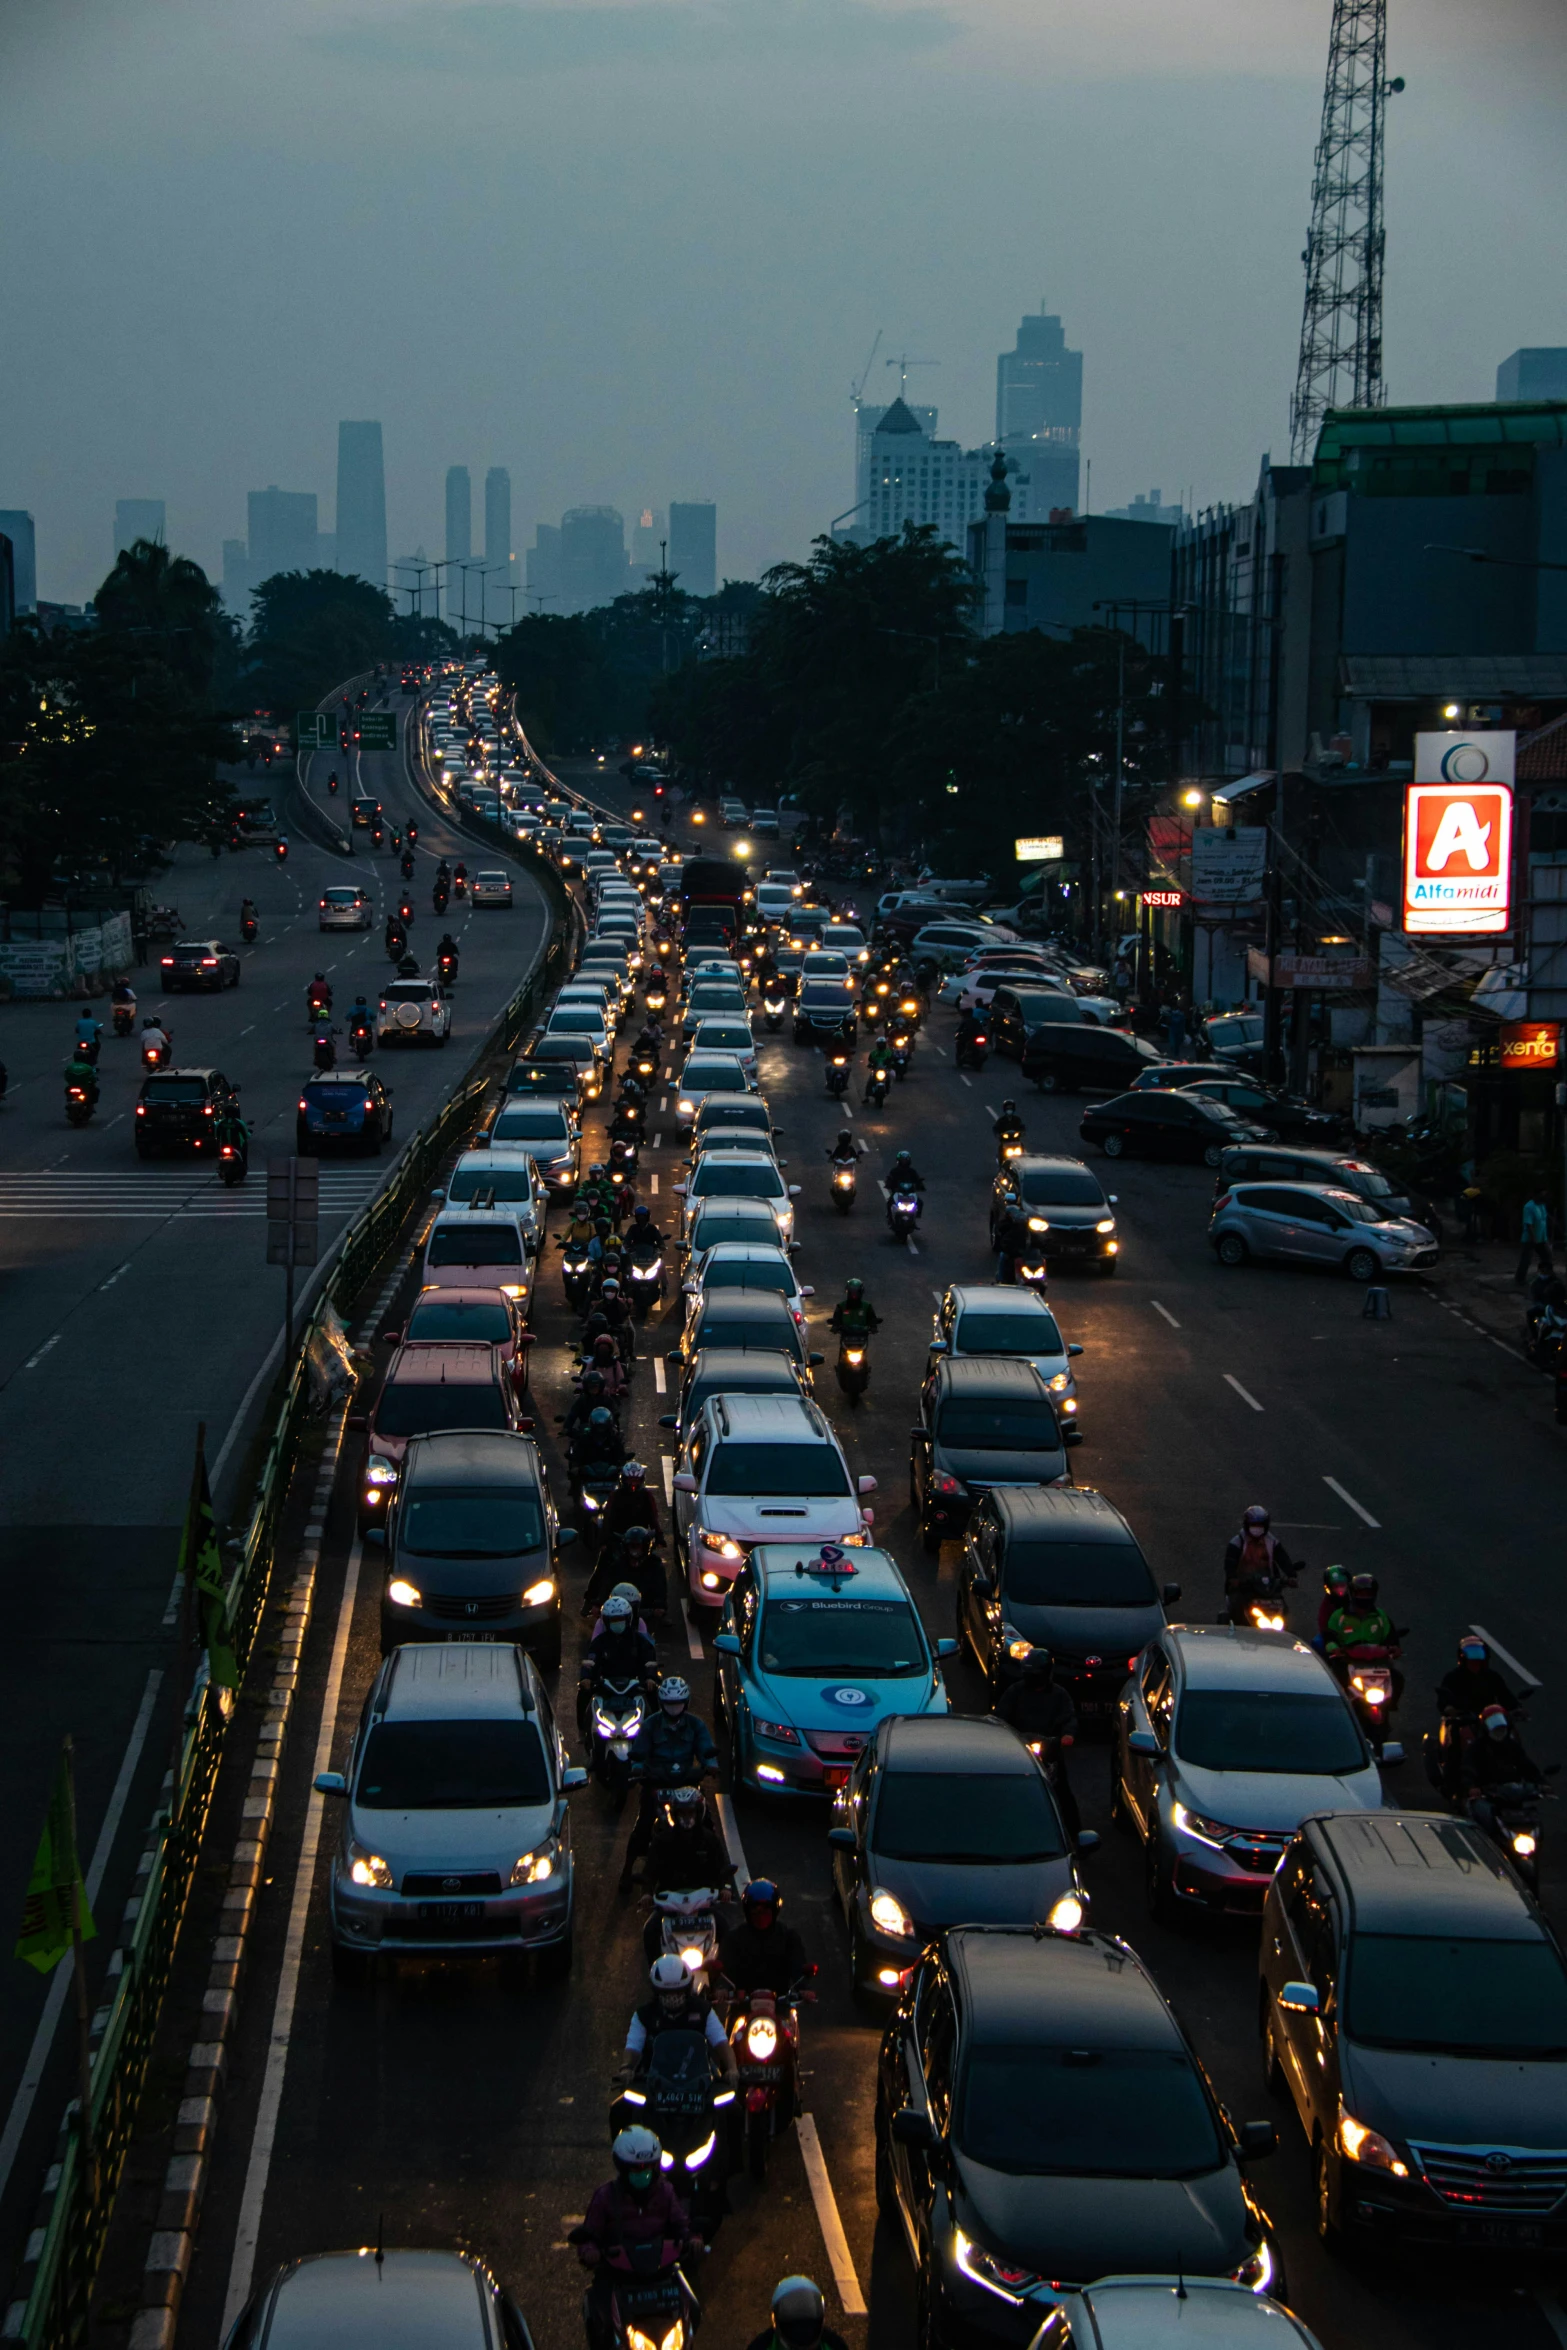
left=247, top=487, right=318, bottom=579
left=996, top=307, right=1082, bottom=516
left=1497, top=349, right=1567, bottom=403
left=1103, top=488, right=1185, bottom=530
left=446, top=467, right=472, bottom=564
left=631, top=506, right=666, bottom=569
left=525, top=525, right=561, bottom=607
left=336, top=421, right=387, bottom=587
left=221, top=539, right=254, bottom=618
left=0, top=511, right=38, bottom=611
left=0, top=531, right=15, bottom=639
left=852, top=401, right=1012, bottom=551
left=114, top=499, right=165, bottom=556
left=668, top=502, right=716, bottom=598
left=485, top=469, right=511, bottom=571
left=855, top=402, right=937, bottom=520
left=559, top=508, right=627, bottom=613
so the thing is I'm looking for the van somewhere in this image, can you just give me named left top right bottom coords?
left=988, top=986, right=1090, bottom=1055
left=1020, top=1022, right=1168, bottom=1093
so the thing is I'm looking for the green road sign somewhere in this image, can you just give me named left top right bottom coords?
left=294, top=711, right=334, bottom=748
left=358, top=713, right=397, bottom=751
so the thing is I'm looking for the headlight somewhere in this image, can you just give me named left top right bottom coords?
left=510, top=1845, right=556, bottom=1885
left=696, top=1527, right=746, bottom=1562
left=954, top=2232, right=1039, bottom=2305
left=522, top=1578, right=556, bottom=1608
left=1095, top=1218, right=1116, bottom=1233
left=387, top=1578, right=422, bottom=1608
left=348, top=1847, right=393, bottom=1888
left=1172, top=1802, right=1235, bottom=1849
left=1513, top=1829, right=1538, bottom=1857
left=746, top=2015, right=779, bottom=2060
left=753, top=1717, right=801, bottom=1745
left=1229, top=2241, right=1275, bottom=2294
left=1027, top=1216, right=1049, bottom=1232
left=1046, top=1891, right=1085, bottom=1934
left=1002, top=1625, right=1032, bottom=1661
left=869, top=1888, right=915, bottom=1938
left=1339, top=2109, right=1409, bottom=2176
left=684, top=2132, right=716, bottom=2171
left=678, top=1099, right=694, bottom=1116
left=1047, top=1371, right=1070, bottom=1392
left=365, top=1458, right=398, bottom=1488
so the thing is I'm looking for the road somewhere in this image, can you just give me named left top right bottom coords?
left=176, top=778, right=1567, bottom=2350
left=0, top=686, right=551, bottom=2289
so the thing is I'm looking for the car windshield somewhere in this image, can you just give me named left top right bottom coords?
left=695, top=1163, right=783, bottom=1197
left=707, top=1442, right=849, bottom=1496
left=1018, top=1167, right=1106, bottom=1208
left=695, top=1024, right=753, bottom=1050
left=491, top=1110, right=569, bottom=1141
left=405, top=1299, right=512, bottom=1343
left=401, top=1490, right=545, bottom=1558
left=935, top=1399, right=1060, bottom=1452
left=1335, top=1196, right=1388, bottom=1224
left=759, top=1596, right=926, bottom=1677
left=687, top=1068, right=749, bottom=1097
left=447, top=1168, right=538, bottom=1205
left=374, top=1383, right=509, bottom=1437
left=548, top=1011, right=603, bottom=1032
left=954, top=1309, right=1064, bottom=1358
left=959, top=2045, right=1223, bottom=2179
left=874, top=1772, right=1065, bottom=1863
left=356, top=1719, right=548, bottom=1809
left=1174, top=1689, right=1365, bottom=1774
left=697, top=1107, right=768, bottom=1133
left=1209, top=1016, right=1262, bottom=1046
left=697, top=1311, right=798, bottom=1355
left=143, top=1077, right=207, bottom=1102
left=690, top=1211, right=780, bottom=1249
left=1003, top=1539, right=1158, bottom=1608
left=701, top=1260, right=792, bottom=1296
left=1344, top=1935, right=1567, bottom=2057
left=427, top=1224, right=524, bottom=1266
left=323, top=890, right=360, bottom=906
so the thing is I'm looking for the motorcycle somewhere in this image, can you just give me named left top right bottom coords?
left=887, top=1187, right=922, bottom=1242
left=561, top=1246, right=595, bottom=1311
left=348, top=1017, right=374, bottom=1058
left=727, top=1981, right=810, bottom=2182
left=1014, top=1255, right=1049, bottom=1293
left=888, top=1030, right=913, bottom=1080
left=587, top=1676, right=646, bottom=1807
left=1223, top=1568, right=1296, bottom=1634
left=576, top=1465, right=622, bottom=1539
left=307, top=983, right=333, bottom=1024
left=438, top=950, right=458, bottom=987
left=74, top=1034, right=101, bottom=1065
left=625, top=1253, right=665, bottom=1317
left=217, top=1134, right=248, bottom=1186
left=274, top=840, right=288, bottom=863
left=400, top=850, right=416, bottom=881
left=112, top=1003, right=136, bottom=1037
left=612, top=2029, right=733, bottom=2238
left=565, top=2234, right=701, bottom=2350
left=385, top=924, right=406, bottom=961
left=825, top=1050, right=851, bottom=1100
left=240, top=911, right=258, bottom=944
left=1339, top=1639, right=1403, bottom=1762
left=830, top=1161, right=857, bottom=1213
left=453, top=871, right=468, bottom=899
left=141, top=1035, right=172, bottom=1071
left=644, top=984, right=668, bottom=1016
left=397, top=895, right=415, bottom=926
left=835, top=1334, right=871, bottom=1404
left=763, top=995, right=785, bottom=1032
left=632, top=1047, right=658, bottom=1083
left=433, top=884, right=450, bottom=917
left=956, top=1029, right=989, bottom=1071
left=65, top=1079, right=96, bottom=1127
left=1467, top=1780, right=1549, bottom=1891
left=650, top=1885, right=723, bottom=1995
left=1524, top=1301, right=1567, bottom=1370
left=996, top=1131, right=1025, bottom=1169
left=313, top=1032, right=337, bottom=1071
left=864, top=1065, right=889, bottom=1110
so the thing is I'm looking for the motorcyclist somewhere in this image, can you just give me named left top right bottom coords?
left=1222, top=1505, right=1298, bottom=1603
left=886, top=1147, right=925, bottom=1193
left=111, top=978, right=137, bottom=1010
left=1325, top=1572, right=1404, bottom=1708
left=955, top=1005, right=988, bottom=1060
left=140, top=1016, right=171, bottom=1063
left=1436, top=1633, right=1516, bottom=1724
left=622, top=1678, right=719, bottom=1887
left=604, top=1458, right=663, bottom=1546
left=827, top=1128, right=865, bottom=1169
left=595, top=1522, right=667, bottom=1629
left=744, top=2278, right=850, bottom=2350
left=624, top=1203, right=665, bottom=1260
left=624, top=1955, right=736, bottom=2082
left=996, top=1648, right=1082, bottom=1843
left=829, top=1279, right=880, bottom=1341
left=583, top=1277, right=634, bottom=1365
left=576, top=2124, right=699, bottom=2350
left=1461, top=1704, right=1546, bottom=1824
left=307, top=972, right=332, bottom=1016
left=438, top=931, right=459, bottom=971
left=572, top=1404, right=628, bottom=1492
left=73, top=1008, right=103, bottom=1056
left=719, top=1879, right=809, bottom=2000
left=642, top=1786, right=735, bottom=1934
left=865, top=1033, right=894, bottom=1080
left=239, top=896, right=258, bottom=931
left=993, top=1099, right=1025, bottom=1150
left=385, top=916, right=405, bottom=956
left=578, top=1592, right=659, bottom=1737
left=1315, top=1565, right=1352, bottom=1644
left=64, top=1044, right=100, bottom=1103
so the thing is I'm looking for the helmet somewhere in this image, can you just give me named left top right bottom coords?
left=581, top=1371, right=606, bottom=1397
left=1022, top=1645, right=1054, bottom=1680
left=844, top=1277, right=864, bottom=1299
left=742, top=1877, right=780, bottom=1928
left=589, top=1406, right=614, bottom=1429
left=612, top=2124, right=663, bottom=2191
left=1349, top=1572, right=1379, bottom=1606
left=1458, top=1634, right=1489, bottom=1666
left=1001, top=1098, right=1016, bottom=1113
left=592, top=1334, right=617, bottom=1357
left=659, top=1675, right=691, bottom=1710
left=610, top=1582, right=643, bottom=1607
left=668, top=1784, right=703, bottom=1819
left=1323, top=1565, right=1350, bottom=1594
left=601, top=1278, right=620, bottom=1296
left=634, top=1203, right=651, bottom=1220
left=1242, top=1504, right=1270, bottom=1533
left=1481, top=1702, right=1512, bottom=1742
left=650, top=1954, right=692, bottom=2003
left=622, top=1460, right=647, bottom=1484
left=601, top=1595, right=634, bottom=1627
left=623, top=1524, right=652, bottom=1547
left=770, top=2279, right=827, bottom=2350
left=894, top=1149, right=913, bottom=1166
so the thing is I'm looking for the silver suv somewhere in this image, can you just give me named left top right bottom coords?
left=1209, top=1180, right=1437, bottom=1281
left=318, top=1643, right=586, bottom=1978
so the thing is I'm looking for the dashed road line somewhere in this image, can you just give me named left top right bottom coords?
left=1224, top=1373, right=1264, bottom=1412
left=98, top=1261, right=131, bottom=1292
left=959, top=1073, right=972, bottom=1088
left=796, top=2114, right=867, bottom=2317
left=1151, top=1301, right=1181, bottom=1329
left=679, top=1596, right=704, bottom=1663
left=23, top=1333, right=60, bottom=1369
left=660, top=1457, right=674, bottom=1507
left=1323, top=1474, right=1380, bottom=1529
left=653, top=1358, right=666, bottom=1393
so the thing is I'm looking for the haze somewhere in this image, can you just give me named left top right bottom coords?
left=3, top=0, right=1564, bottom=606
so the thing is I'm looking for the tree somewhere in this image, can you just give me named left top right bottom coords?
left=246, top=569, right=397, bottom=715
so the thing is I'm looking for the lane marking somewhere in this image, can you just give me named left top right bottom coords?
left=653, top=1358, right=666, bottom=1394
left=983, top=1102, right=997, bottom=1118
left=98, top=1261, right=131, bottom=1293
left=0, top=1667, right=164, bottom=2206
left=661, top=1457, right=674, bottom=1506
left=1469, top=1623, right=1542, bottom=1693
left=1536, top=2293, right=1567, bottom=2350
left=222, top=1534, right=362, bottom=2334
left=23, top=1334, right=60, bottom=1369
left=679, top=1596, right=704, bottom=1663
left=1224, top=1373, right=1264, bottom=1412
left=649, top=1173, right=658, bottom=1195
left=1323, top=1475, right=1380, bottom=1530
left=714, top=1792, right=751, bottom=1884
left=959, top=1074, right=972, bottom=1088
left=651, top=1131, right=662, bottom=1150
left=1151, top=1301, right=1181, bottom=1329
left=796, top=2114, right=867, bottom=2316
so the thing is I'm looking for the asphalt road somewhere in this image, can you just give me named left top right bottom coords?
left=174, top=785, right=1567, bottom=2350
left=0, top=688, right=550, bottom=2289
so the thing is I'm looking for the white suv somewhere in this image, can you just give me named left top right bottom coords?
left=671, top=1393, right=876, bottom=1606
left=377, top=977, right=453, bottom=1046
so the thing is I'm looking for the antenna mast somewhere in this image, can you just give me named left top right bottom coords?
left=1289, top=0, right=1403, bottom=463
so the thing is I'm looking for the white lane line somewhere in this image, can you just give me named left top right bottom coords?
left=659, top=1096, right=668, bottom=1113
left=651, top=1131, right=662, bottom=1150
left=653, top=1357, right=666, bottom=1394
left=650, top=1173, right=658, bottom=1194
left=0, top=1666, right=164, bottom=2205
left=1151, top=1301, right=1181, bottom=1329
left=959, top=1073, right=972, bottom=1088
left=679, top=1596, right=704, bottom=1663
left=1469, top=1623, right=1542, bottom=1693
left=98, top=1261, right=131, bottom=1293
left=23, top=1333, right=60, bottom=1369
left=796, top=2113, right=868, bottom=2316
left=239, top=1024, right=255, bottom=1037
left=1536, top=2293, right=1567, bottom=2350
left=661, top=1457, right=674, bottom=1506
left=1224, top=1373, right=1264, bottom=1412
left=1323, top=1475, right=1380, bottom=1530
left=714, top=1792, right=751, bottom=1884
left=983, top=1102, right=997, bottom=1118
left=224, top=1541, right=362, bottom=2333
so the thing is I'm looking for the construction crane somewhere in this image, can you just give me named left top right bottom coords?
left=850, top=329, right=883, bottom=414
left=1289, top=0, right=1403, bottom=463
left=886, top=353, right=938, bottom=401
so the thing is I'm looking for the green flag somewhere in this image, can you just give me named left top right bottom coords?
left=183, top=1436, right=239, bottom=1692
left=17, top=1742, right=95, bottom=1975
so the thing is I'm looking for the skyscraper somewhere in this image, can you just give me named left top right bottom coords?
left=631, top=506, right=666, bottom=569
left=221, top=539, right=254, bottom=618
left=0, top=511, right=39, bottom=611
left=996, top=307, right=1082, bottom=516
left=336, top=421, right=387, bottom=587
left=446, top=467, right=472, bottom=564
left=485, top=469, right=511, bottom=570
left=668, top=502, right=716, bottom=598
left=559, top=508, right=627, bottom=613
left=114, top=499, right=165, bottom=556
left=247, top=488, right=318, bottom=579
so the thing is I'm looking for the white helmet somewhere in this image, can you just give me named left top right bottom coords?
left=659, top=1675, right=691, bottom=1708
left=612, top=2124, right=663, bottom=2182
left=650, top=1953, right=693, bottom=1998
left=601, top=1595, right=634, bottom=1626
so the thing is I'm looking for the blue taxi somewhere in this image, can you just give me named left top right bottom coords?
left=713, top=1543, right=956, bottom=1795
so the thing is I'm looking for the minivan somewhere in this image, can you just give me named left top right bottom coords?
left=957, top=1485, right=1178, bottom=1712
left=1021, top=1021, right=1168, bottom=1092
left=380, top=1427, right=569, bottom=1665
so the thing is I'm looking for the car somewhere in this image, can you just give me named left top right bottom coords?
left=389, top=1287, right=534, bottom=1403
left=668, top=1287, right=820, bottom=1382
left=657, top=1345, right=808, bottom=1445
left=554, top=980, right=618, bottom=1021
left=318, top=1642, right=585, bottom=1977
left=1019, top=1021, right=1168, bottom=1093
left=684, top=1241, right=814, bottom=1336
left=133, top=1065, right=236, bottom=1158
left=1114, top=1625, right=1387, bottom=1922
left=1128, top=1062, right=1344, bottom=1143
left=1260, top=1808, right=1567, bottom=2254
left=686, top=1016, right=759, bottom=1077
left=911, top=1357, right=1072, bottom=1553
left=592, top=916, right=643, bottom=968
left=875, top=1925, right=1281, bottom=2342
left=1204, top=1010, right=1267, bottom=1074
left=956, top=1486, right=1178, bottom=1714
left=296, top=1069, right=394, bottom=1154
left=158, top=936, right=241, bottom=991
left=475, top=1099, right=579, bottom=1193
left=792, top=982, right=859, bottom=1046
left=575, top=944, right=633, bottom=996
left=440, top=1152, right=548, bottom=1249
left=421, top=1208, right=533, bottom=1301
left=713, top=1545, right=955, bottom=1799
left=830, top=1714, right=1088, bottom=1991
left=748, top=807, right=780, bottom=839
left=1081, top=1089, right=1267, bottom=1168
left=681, top=982, right=750, bottom=1038
left=543, top=1002, right=611, bottom=1057
left=671, top=1392, right=875, bottom=1606
left=688, top=1096, right=777, bottom=1157
left=686, top=956, right=746, bottom=987
left=355, top=1340, right=528, bottom=1532
left=801, top=949, right=854, bottom=987
left=682, top=1198, right=791, bottom=1263
left=378, top=977, right=453, bottom=1048
left=466, top=867, right=512, bottom=908
left=676, top=1149, right=800, bottom=1243
left=942, top=965, right=1072, bottom=1015
left=505, top=1056, right=582, bottom=1109
left=318, top=885, right=374, bottom=932
left=929, top=1285, right=1084, bottom=1432
left=377, top=1428, right=569, bottom=1665
left=227, top=2248, right=537, bottom=2350
left=755, top=883, right=795, bottom=924
left=522, top=1032, right=604, bottom=1102
left=990, top=1154, right=1119, bottom=1273
left=1214, top=1145, right=1431, bottom=1228
left=1209, top=1181, right=1439, bottom=1281
left=821, top=923, right=870, bottom=966
left=1062, top=2279, right=1324, bottom=2350
left=673, top=1052, right=756, bottom=1126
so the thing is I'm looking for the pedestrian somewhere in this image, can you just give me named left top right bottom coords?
left=1516, top=1190, right=1553, bottom=1285
left=1113, top=956, right=1132, bottom=1003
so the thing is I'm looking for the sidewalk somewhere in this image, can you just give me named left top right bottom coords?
left=1424, top=1232, right=1544, bottom=1362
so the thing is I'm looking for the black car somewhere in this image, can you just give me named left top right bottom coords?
left=158, top=937, right=241, bottom=991
left=792, top=982, right=857, bottom=1046
left=911, top=1358, right=1070, bottom=1554
left=956, top=1487, right=1178, bottom=1713
left=134, top=1066, right=236, bottom=1158
left=667, top=1291, right=821, bottom=1379
left=380, top=1428, right=568, bottom=1668
left=657, top=1345, right=807, bottom=1444
left=1202, top=1010, right=1266, bottom=1075
left=1019, top=1023, right=1167, bottom=1094
left=989, top=1155, right=1119, bottom=1272
left=830, top=1715, right=1090, bottom=1998
left=1128, top=1063, right=1345, bottom=1143
left=504, top=1058, right=580, bottom=1107
left=875, top=1926, right=1280, bottom=2345
left=350, top=793, right=381, bottom=828
left=1080, top=1090, right=1268, bottom=1169
left=297, top=1068, right=394, bottom=1154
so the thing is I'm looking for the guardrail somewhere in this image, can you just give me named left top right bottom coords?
left=3, top=841, right=569, bottom=2350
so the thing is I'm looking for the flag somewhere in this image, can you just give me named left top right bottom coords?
left=16, top=1741, right=94, bottom=1975
left=182, top=1434, right=239, bottom=1692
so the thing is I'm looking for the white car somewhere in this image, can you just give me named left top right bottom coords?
left=319, top=885, right=373, bottom=932
left=686, top=1016, right=758, bottom=1077
left=684, top=1242, right=813, bottom=1337
left=440, top=1151, right=548, bottom=1251
left=471, top=869, right=513, bottom=907
left=941, top=964, right=1073, bottom=1014
left=543, top=1003, right=610, bottom=1056
left=377, top=977, right=453, bottom=1046
left=674, top=1052, right=758, bottom=1127
left=671, top=1392, right=875, bottom=1605
left=675, top=1148, right=800, bottom=1244
left=479, top=1098, right=579, bottom=1192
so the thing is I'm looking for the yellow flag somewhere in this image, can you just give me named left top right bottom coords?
left=16, top=1742, right=95, bottom=1975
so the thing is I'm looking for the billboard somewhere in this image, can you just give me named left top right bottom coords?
left=1191, top=826, right=1267, bottom=907
left=1403, top=733, right=1515, bottom=936
left=1014, top=835, right=1064, bottom=863
left=1500, top=1020, right=1561, bottom=1071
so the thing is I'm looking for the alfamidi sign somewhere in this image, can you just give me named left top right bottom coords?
left=1403, top=733, right=1515, bottom=937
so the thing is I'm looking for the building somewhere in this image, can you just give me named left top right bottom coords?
left=1498, top=350, right=1567, bottom=405
left=485, top=469, right=511, bottom=572
left=247, top=488, right=318, bottom=580
left=0, top=530, right=14, bottom=639
left=114, top=499, right=165, bottom=555
left=1104, top=489, right=1185, bottom=530
left=336, top=421, right=387, bottom=588
left=668, top=501, right=716, bottom=598
left=525, top=524, right=561, bottom=608
left=996, top=307, right=1082, bottom=517
left=445, top=467, right=471, bottom=564
left=855, top=401, right=937, bottom=521
left=0, top=511, right=37, bottom=612
left=855, top=400, right=1001, bottom=552
left=968, top=451, right=1175, bottom=638
left=558, top=507, right=627, bottom=613
left=631, top=506, right=666, bottom=571
left=221, top=538, right=254, bottom=618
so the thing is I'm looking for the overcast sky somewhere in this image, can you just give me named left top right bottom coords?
left=3, top=0, right=1564, bottom=607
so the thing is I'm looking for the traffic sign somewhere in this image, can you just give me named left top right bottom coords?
left=358, top=713, right=397, bottom=751
left=294, top=712, right=334, bottom=749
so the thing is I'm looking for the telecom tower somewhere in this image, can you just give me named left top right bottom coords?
left=1288, top=0, right=1402, bottom=463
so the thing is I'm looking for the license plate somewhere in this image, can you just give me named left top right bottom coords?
left=822, top=1767, right=849, bottom=1790
left=450, top=1632, right=499, bottom=1644
left=1456, top=2219, right=1541, bottom=2247
left=418, top=1902, right=484, bottom=1921
left=745, top=2064, right=780, bottom=2081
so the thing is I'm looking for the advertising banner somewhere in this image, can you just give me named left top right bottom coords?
left=1500, top=1019, right=1561, bottom=1071
left=1404, top=733, right=1515, bottom=936
left=1192, top=826, right=1268, bottom=907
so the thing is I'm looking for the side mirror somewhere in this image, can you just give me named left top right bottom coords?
left=429, top=1187, right=446, bottom=1202
left=928, top=1338, right=949, bottom=1355
left=1075, top=1830, right=1102, bottom=1857
left=1161, top=1582, right=1182, bottom=1606
left=347, top=1413, right=368, bottom=1431
left=857, top=1475, right=878, bottom=1494
left=365, top=1526, right=386, bottom=1547
left=892, top=2109, right=937, bottom=2150
left=800, top=1285, right=815, bottom=1298
left=809, top=1352, right=824, bottom=1365
left=1128, top=1728, right=1161, bottom=1758
left=672, top=1471, right=698, bottom=1493
left=935, top=1638, right=959, bottom=1659
left=1239, top=2120, right=1278, bottom=2159
left=556, top=1527, right=579, bottom=1549
left=1068, top=1343, right=1084, bottom=1358
left=1108, top=1194, right=1118, bottom=1203
left=713, top=1632, right=741, bottom=1656
left=561, top=1765, right=589, bottom=1790
left=666, top=1350, right=682, bottom=1365
left=314, top=1770, right=347, bottom=1797
left=672, top=1182, right=687, bottom=1194
left=658, top=1413, right=679, bottom=1430
left=379, top=1328, right=401, bottom=1346
left=1379, top=1742, right=1405, bottom=1766
left=827, top=1825, right=856, bottom=1851
left=788, top=1184, right=801, bottom=1196
left=1277, top=1980, right=1320, bottom=2015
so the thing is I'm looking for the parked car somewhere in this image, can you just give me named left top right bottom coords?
left=296, top=1069, right=393, bottom=1154
left=671, top=1392, right=873, bottom=1605
left=1203, top=1011, right=1267, bottom=1075
left=910, top=1357, right=1072, bottom=1552
left=990, top=1154, right=1119, bottom=1272
left=1020, top=1021, right=1168, bottom=1092
left=1215, top=1145, right=1430, bottom=1228
left=377, top=1428, right=567, bottom=1664
left=1081, top=1090, right=1268, bottom=1168
left=1209, top=1181, right=1439, bottom=1282
left=956, top=1485, right=1177, bottom=1712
